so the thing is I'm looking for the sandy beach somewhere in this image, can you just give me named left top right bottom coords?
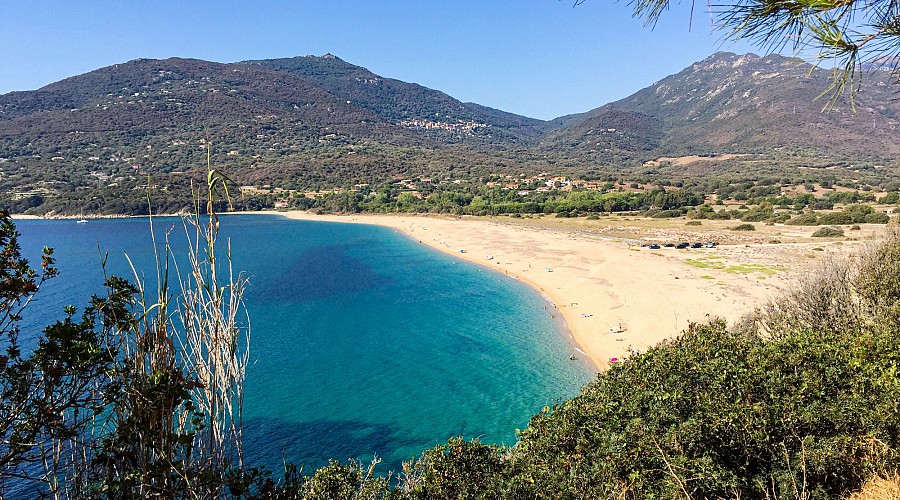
left=15, top=209, right=884, bottom=370
left=272, top=211, right=887, bottom=371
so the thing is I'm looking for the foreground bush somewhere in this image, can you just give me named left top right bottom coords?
left=507, top=319, right=900, bottom=498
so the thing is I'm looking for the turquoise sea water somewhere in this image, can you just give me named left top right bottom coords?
left=15, top=215, right=592, bottom=474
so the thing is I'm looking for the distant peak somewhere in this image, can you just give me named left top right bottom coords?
left=731, top=53, right=762, bottom=68
left=322, top=53, right=336, bottom=59
left=691, top=51, right=765, bottom=71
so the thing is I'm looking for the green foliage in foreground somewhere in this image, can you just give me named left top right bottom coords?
left=507, top=320, right=900, bottom=499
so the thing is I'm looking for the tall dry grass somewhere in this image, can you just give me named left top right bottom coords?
left=49, top=159, right=251, bottom=498
left=846, top=476, right=900, bottom=500
left=176, top=167, right=250, bottom=477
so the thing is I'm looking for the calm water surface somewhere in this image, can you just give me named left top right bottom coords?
left=15, top=214, right=592, bottom=473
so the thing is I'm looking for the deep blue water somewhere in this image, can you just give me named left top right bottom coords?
left=14, top=214, right=592, bottom=474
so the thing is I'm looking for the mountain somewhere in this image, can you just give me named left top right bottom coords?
left=237, top=54, right=551, bottom=144
left=0, top=57, right=429, bottom=181
left=0, top=54, right=552, bottom=191
left=545, top=52, right=900, bottom=162
left=0, top=55, right=553, bottom=214
left=1, top=51, right=899, bottom=215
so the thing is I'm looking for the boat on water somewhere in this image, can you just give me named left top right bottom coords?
left=76, top=218, right=89, bottom=223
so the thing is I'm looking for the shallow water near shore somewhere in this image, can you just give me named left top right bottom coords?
left=15, top=214, right=591, bottom=474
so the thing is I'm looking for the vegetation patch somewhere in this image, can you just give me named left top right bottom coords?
left=724, top=263, right=783, bottom=275
left=687, top=257, right=782, bottom=276
left=684, top=256, right=726, bottom=269
left=812, top=226, right=845, bottom=237
left=786, top=212, right=821, bottom=225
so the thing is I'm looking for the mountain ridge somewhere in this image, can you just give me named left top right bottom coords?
left=1, top=51, right=899, bottom=215
left=236, top=54, right=551, bottom=144
left=550, top=52, right=900, bottom=160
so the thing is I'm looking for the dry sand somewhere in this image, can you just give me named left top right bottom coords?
left=247, top=211, right=886, bottom=370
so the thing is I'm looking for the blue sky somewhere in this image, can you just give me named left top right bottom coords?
left=0, top=1, right=761, bottom=120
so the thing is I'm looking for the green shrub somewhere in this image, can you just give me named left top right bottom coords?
left=304, top=460, right=388, bottom=499
left=731, top=223, right=756, bottom=231
left=878, top=192, right=900, bottom=204
left=687, top=204, right=715, bottom=219
left=650, top=209, right=683, bottom=218
left=844, top=204, right=875, bottom=223
left=741, top=208, right=774, bottom=222
left=812, top=226, right=845, bottom=237
left=404, top=438, right=504, bottom=499
left=508, top=317, right=900, bottom=499
left=786, top=212, right=820, bottom=225
left=864, top=212, right=890, bottom=224
left=707, top=210, right=734, bottom=220
left=685, top=220, right=702, bottom=226
left=772, top=212, right=792, bottom=223
left=818, top=212, right=853, bottom=225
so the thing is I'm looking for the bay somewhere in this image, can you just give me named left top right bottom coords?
left=14, top=214, right=591, bottom=474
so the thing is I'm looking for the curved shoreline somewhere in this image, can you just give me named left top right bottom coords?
left=272, top=211, right=803, bottom=371
left=28, top=209, right=840, bottom=370
left=273, top=212, right=605, bottom=369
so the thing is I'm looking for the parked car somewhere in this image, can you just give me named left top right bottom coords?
left=664, top=243, right=675, bottom=248
left=649, top=243, right=661, bottom=249
left=704, top=241, right=717, bottom=248
left=691, top=242, right=702, bottom=248
left=676, top=242, right=689, bottom=249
